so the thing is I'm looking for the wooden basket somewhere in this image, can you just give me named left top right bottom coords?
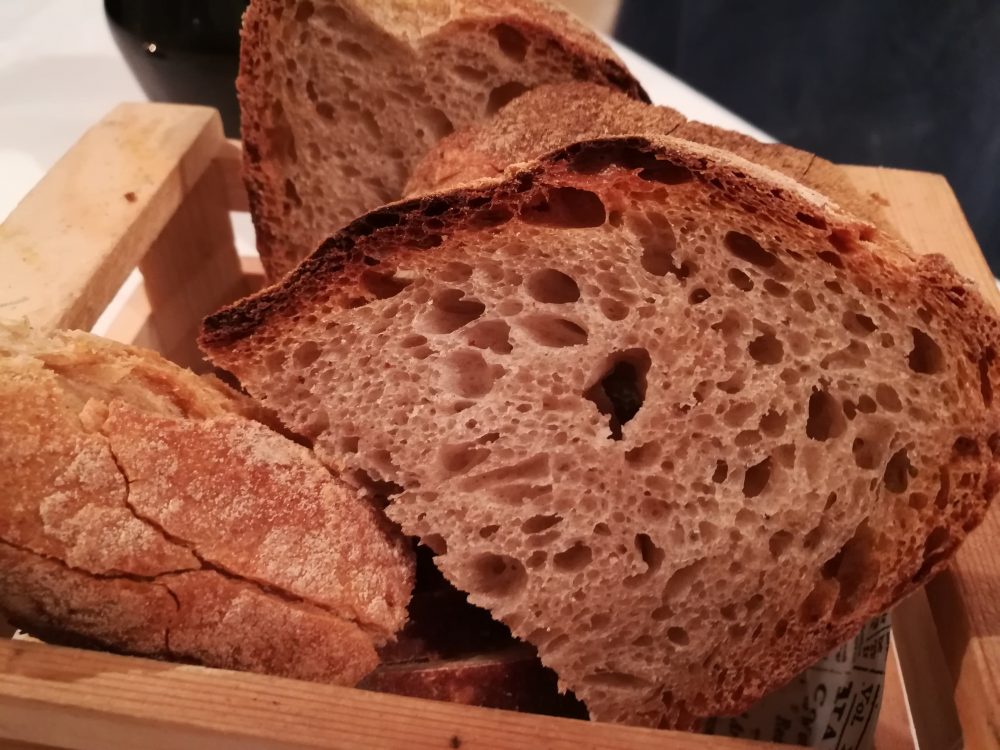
left=0, top=103, right=997, bottom=750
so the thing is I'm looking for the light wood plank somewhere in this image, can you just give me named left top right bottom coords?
left=844, top=164, right=1000, bottom=750
left=0, top=639, right=780, bottom=750
left=874, top=640, right=917, bottom=750
left=138, top=161, right=251, bottom=372
left=0, top=103, right=226, bottom=332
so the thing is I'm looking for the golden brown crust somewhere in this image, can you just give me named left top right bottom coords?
left=202, top=134, right=1000, bottom=726
left=405, top=82, right=892, bottom=231
left=0, top=322, right=413, bottom=684
left=239, top=0, right=646, bottom=279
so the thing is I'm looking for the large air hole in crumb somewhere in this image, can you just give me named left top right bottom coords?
left=422, top=288, right=485, bottom=334
left=486, top=81, right=529, bottom=115
left=443, top=349, right=497, bottom=398
left=821, top=521, right=879, bottom=617
left=806, top=389, right=846, bottom=441
left=583, top=349, right=651, bottom=440
left=518, top=315, right=588, bottom=347
left=359, top=268, right=412, bottom=300
left=852, top=438, right=880, bottom=470
left=914, top=527, right=951, bottom=580
left=520, top=187, right=606, bottom=228
left=526, top=269, right=581, bottom=304
left=467, top=553, right=527, bottom=596
left=723, top=231, right=777, bottom=268
left=553, top=542, right=592, bottom=572
left=883, top=449, right=913, bottom=493
left=908, top=328, right=944, bottom=374
left=742, top=457, right=772, bottom=498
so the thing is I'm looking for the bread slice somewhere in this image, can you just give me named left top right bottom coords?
left=202, top=135, right=1000, bottom=726
left=239, top=0, right=647, bottom=280
left=0, top=322, right=413, bottom=684
left=405, top=82, right=889, bottom=230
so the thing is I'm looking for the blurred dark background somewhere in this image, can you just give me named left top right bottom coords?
left=616, top=0, right=1000, bottom=272
left=105, top=0, right=1000, bottom=272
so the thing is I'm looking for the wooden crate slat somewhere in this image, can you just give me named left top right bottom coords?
left=844, top=165, right=1000, bottom=750
left=0, top=103, right=227, bottom=332
left=0, top=639, right=780, bottom=750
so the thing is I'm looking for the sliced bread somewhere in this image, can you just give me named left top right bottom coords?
left=202, top=136, right=999, bottom=726
left=0, top=322, right=413, bottom=684
left=239, top=0, right=647, bottom=279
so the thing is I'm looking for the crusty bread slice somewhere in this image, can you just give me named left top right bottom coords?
left=405, top=82, right=890, bottom=230
left=202, top=136, right=1000, bottom=726
left=239, top=0, right=647, bottom=280
left=0, top=322, right=413, bottom=684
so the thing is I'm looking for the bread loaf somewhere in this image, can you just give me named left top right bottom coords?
left=239, top=0, right=646, bottom=279
left=0, top=322, right=413, bottom=684
left=203, top=135, right=999, bottom=726
left=406, top=82, right=888, bottom=229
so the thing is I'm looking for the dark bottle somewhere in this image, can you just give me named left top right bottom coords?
left=104, top=1, right=248, bottom=137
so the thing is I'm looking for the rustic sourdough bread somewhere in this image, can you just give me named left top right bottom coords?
left=406, top=82, right=889, bottom=230
left=239, top=0, right=646, bottom=279
left=0, top=322, right=413, bottom=684
left=202, top=136, right=1000, bottom=726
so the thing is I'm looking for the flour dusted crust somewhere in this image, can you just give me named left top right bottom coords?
left=203, top=134, right=1000, bottom=726
left=0, top=322, right=413, bottom=685
left=239, top=0, right=646, bottom=279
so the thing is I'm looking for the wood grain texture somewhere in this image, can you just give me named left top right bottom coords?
left=844, top=165, right=1000, bottom=750
left=138, top=161, right=251, bottom=372
left=0, top=103, right=226, bottom=332
left=0, top=639, right=780, bottom=750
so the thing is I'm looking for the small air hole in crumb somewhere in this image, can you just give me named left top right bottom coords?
left=486, top=81, right=529, bottom=115
left=359, top=268, right=412, bottom=300
left=667, top=627, right=690, bottom=646
left=748, top=333, right=784, bottom=365
left=728, top=268, right=754, bottom=291
left=519, top=315, right=588, bottom=347
left=467, top=553, right=527, bottom=596
left=806, top=389, right=846, bottom=441
left=742, top=457, right=772, bottom=497
left=689, top=288, right=710, bottom=304
left=553, top=542, right=592, bottom=572
left=522, top=514, right=562, bottom=534
left=525, top=268, right=581, bottom=304
left=908, top=328, right=945, bottom=374
left=769, top=530, right=793, bottom=557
